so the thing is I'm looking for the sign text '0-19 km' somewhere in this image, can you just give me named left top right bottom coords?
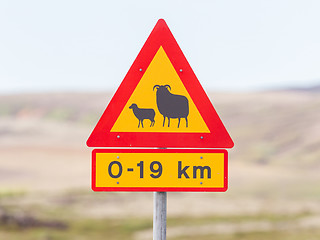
left=92, top=149, right=228, bottom=192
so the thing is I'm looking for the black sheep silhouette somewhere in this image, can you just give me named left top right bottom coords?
left=129, top=103, right=155, bottom=128
left=153, top=85, right=189, bottom=127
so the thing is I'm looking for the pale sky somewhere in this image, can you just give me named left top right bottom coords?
left=0, top=0, right=320, bottom=93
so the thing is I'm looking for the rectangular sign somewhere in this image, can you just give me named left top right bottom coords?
left=92, top=149, right=228, bottom=192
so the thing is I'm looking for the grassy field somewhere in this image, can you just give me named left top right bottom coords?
left=0, top=188, right=319, bottom=240
left=1, top=192, right=319, bottom=240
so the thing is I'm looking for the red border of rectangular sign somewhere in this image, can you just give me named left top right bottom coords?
left=92, top=149, right=228, bottom=192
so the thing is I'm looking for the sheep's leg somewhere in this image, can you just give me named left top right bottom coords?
left=163, top=116, right=166, bottom=127
left=185, top=117, right=188, bottom=127
left=141, top=119, right=144, bottom=128
left=178, top=118, right=180, bottom=128
left=138, top=120, right=140, bottom=128
left=168, top=118, right=170, bottom=127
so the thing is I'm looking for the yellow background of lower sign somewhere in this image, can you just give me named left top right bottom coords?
left=95, top=152, right=225, bottom=188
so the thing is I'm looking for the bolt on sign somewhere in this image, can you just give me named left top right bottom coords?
left=87, top=19, right=234, bottom=192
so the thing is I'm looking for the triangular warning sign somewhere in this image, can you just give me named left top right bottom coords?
left=87, top=19, right=234, bottom=148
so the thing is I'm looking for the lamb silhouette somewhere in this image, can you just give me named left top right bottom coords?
left=129, top=103, right=155, bottom=128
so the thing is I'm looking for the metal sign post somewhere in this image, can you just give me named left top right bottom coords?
left=153, top=192, right=167, bottom=240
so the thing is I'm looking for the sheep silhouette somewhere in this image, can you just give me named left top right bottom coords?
left=129, top=103, right=155, bottom=128
left=153, top=84, right=189, bottom=128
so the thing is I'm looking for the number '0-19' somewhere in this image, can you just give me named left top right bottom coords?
left=137, top=161, right=162, bottom=178
left=108, top=161, right=163, bottom=179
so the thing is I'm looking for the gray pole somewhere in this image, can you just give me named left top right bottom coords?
left=153, top=192, right=167, bottom=240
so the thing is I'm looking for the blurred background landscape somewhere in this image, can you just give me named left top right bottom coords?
left=1, top=0, right=320, bottom=239
left=0, top=86, right=319, bottom=239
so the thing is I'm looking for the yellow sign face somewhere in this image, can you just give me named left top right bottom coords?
left=111, top=46, right=210, bottom=133
left=92, top=150, right=227, bottom=191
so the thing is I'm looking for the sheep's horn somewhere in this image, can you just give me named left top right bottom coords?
left=153, top=85, right=160, bottom=91
left=164, top=85, right=171, bottom=90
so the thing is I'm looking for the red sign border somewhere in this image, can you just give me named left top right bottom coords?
left=86, top=19, right=234, bottom=149
left=92, top=148, right=228, bottom=192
